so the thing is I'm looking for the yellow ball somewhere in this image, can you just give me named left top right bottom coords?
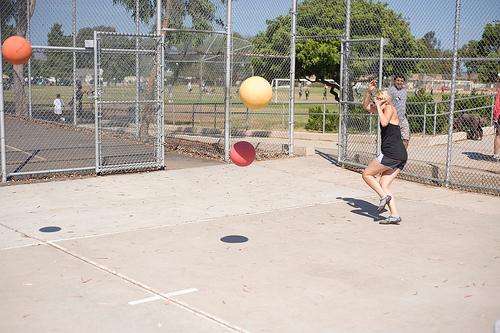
left=238, top=76, right=272, bottom=110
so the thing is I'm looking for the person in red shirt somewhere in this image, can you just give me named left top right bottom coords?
left=493, top=76, right=500, bottom=160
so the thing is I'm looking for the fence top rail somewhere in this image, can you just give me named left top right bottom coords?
left=341, top=37, right=384, bottom=42
left=353, top=56, right=500, bottom=61
left=406, top=105, right=493, bottom=117
left=407, top=94, right=496, bottom=106
left=32, top=45, right=89, bottom=52
left=161, top=28, right=226, bottom=35
left=32, top=46, right=159, bottom=54
left=297, top=34, right=343, bottom=39
left=342, top=94, right=495, bottom=106
left=95, top=31, right=161, bottom=38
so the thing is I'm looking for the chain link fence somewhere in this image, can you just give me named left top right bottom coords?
left=1, top=0, right=499, bottom=195
left=332, top=0, right=499, bottom=195
left=161, top=0, right=228, bottom=160
left=231, top=1, right=293, bottom=159
left=1, top=0, right=165, bottom=179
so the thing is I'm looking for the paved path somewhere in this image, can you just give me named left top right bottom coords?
left=1, top=156, right=499, bottom=332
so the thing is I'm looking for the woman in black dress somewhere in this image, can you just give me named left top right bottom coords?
left=362, top=83, right=407, bottom=224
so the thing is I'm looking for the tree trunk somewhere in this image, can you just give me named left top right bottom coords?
left=13, top=0, right=29, bottom=117
left=138, top=0, right=171, bottom=141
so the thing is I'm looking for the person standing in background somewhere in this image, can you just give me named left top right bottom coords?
left=493, top=76, right=500, bottom=161
left=53, top=94, right=64, bottom=122
left=388, top=74, right=410, bottom=148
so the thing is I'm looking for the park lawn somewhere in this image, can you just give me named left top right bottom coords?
left=3, top=84, right=339, bottom=131
left=3, top=83, right=335, bottom=104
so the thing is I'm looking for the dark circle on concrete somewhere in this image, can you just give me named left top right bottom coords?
left=39, top=226, right=62, bottom=233
left=220, top=235, right=249, bottom=243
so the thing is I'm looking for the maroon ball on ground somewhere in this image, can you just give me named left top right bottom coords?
left=230, top=141, right=256, bottom=167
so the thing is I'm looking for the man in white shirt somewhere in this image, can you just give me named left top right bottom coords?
left=53, top=94, right=64, bottom=121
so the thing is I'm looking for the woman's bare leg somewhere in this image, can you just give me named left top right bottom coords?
left=380, top=169, right=401, bottom=217
left=362, top=159, right=390, bottom=198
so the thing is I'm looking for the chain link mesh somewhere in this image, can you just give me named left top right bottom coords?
left=339, top=0, right=499, bottom=195
left=232, top=16, right=292, bottom=158
left=163, top=30, right=227, bottom=159
left=1, top=0, right=499, bottom=194
left=340, top=39, right=382, bottom=166
left=95, top=32, right=163, bottom=172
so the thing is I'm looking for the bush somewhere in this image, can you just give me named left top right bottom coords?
left=406, top=91, right=494, bottom=135
left=305, top=106, right=339, bottom=132
left=443, top=92, right=493, bottom=120
left=407, top=91, right=435, bottom=134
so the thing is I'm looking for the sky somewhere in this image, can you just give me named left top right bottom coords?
left=27, top=0, right=499, bottom=49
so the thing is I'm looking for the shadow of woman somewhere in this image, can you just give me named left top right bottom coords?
left=337, top=197, right=385, bottom=222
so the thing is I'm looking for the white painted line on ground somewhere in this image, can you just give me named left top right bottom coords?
left=0, top=242, right=44, bottom=251
left=6, top=144, right=47, bottom=161
left=46, top=199, right=348, bottom=244
left=128, top=288, right=198, bottom=306
left=1, top=199, right=361, bottom=251
left=2, top=201, right=335, bottom=251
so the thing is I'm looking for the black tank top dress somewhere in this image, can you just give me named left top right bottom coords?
left=377, top=123, right=408, bottom=170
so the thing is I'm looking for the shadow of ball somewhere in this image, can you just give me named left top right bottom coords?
left=39, top=226, right=62, bottom=233
left=220, top=235, right=249, bottom=243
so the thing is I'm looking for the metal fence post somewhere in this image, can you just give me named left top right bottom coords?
left=72, top=0, right=77, bottom=125
left=224, top=0, right=233, bottom=162
left=288, top=0, right=297, bottom=156
left=423, top=103, right=427, bottom=135
left=338, top=41, right=344, bottom=163
left=376, top=37, right=384, bottom=156
left=94, top=31, right=100, bottom=174
left=192, top=104, right=195, bottom=128
left=159, top=35, right=165, bottom=167
left=339, top=0, right=351, bottom=163
left=0, top=23, right=7, bottom=182
left=157, top=0, right=165, bottom=168
left=214, top=104, right=217, bottom=129
left=157, top=0, right=162, bottom=35
left=27, top=0, right=32, bottom=118
left=322, top=102, right=326, bottom=133
left=433, top=102, right=437, bottom=135
left=445, top=0, right=462, bottom=187
left=135, top=0, right=140, bottom=137
left=246, top=107, right=250, bottom=131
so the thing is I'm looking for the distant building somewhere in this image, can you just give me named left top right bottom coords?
left=75, top=68, right=103, bottom=85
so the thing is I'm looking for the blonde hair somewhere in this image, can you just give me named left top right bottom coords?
left=375, top=90, right=392, bottom=103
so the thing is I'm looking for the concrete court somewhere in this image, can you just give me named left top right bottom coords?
left=0, top=155, right=499, bottom=333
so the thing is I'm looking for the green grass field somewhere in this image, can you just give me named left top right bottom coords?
left=3, top=84, right=339, bottom=131
left=3, top=84, right=332, bottom=103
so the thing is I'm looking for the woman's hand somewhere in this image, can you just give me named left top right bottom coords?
left=368, top=80, right=377, bottom=92
left=375, top=98, right=385, bottom=110
left=363, top=80, right=378, bottom=112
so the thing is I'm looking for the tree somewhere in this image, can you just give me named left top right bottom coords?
left=253, top=0, right=423, bottom=93
left=421, top=31, right=441, bottom=51
left=414, top=31, right=452, bottom=76
left=44, top=23, right=72, bottom=79
left=460, top=22, right=499, bottom=83
left=2, top=0, right=36, bottom=116
left=1, top=1, right=16, bottom=85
